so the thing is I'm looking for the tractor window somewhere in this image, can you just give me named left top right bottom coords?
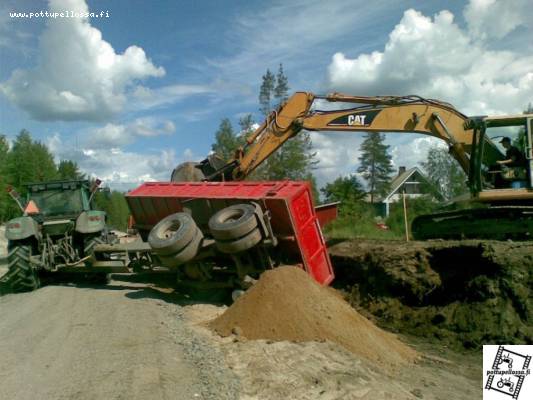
left=30, top=189, right=84, bottom=217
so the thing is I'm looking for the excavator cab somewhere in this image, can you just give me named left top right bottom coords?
left=470, top=114, right=532, bottom=194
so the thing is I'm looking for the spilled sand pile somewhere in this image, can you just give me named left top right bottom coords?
left=210, top=266, right=417, bottom=368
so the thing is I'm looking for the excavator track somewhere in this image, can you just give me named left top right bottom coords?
left=412, top=206, right=533, bottom=240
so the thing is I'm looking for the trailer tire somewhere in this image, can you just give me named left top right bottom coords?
left=158, top=228, right=203, bottom=267
left=5, top=245, right=40, bottom=293
left=149, top=213, right=198, bottom=256
left=215, top=227, right=262, bottom=254
left=209, top=204, right=259, bottom=240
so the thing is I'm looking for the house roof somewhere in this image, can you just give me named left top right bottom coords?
left=383, top=167, right=429, bottom=201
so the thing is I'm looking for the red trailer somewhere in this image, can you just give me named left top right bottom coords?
left=126, top=181, right=334, bottom=287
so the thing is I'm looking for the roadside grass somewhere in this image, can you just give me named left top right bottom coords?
left=323, top=216, right=402, bottom=240
left=322, top=197, right=438, bottom=241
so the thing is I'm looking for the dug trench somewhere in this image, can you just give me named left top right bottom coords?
left=328, top=239, right=533, bottom=349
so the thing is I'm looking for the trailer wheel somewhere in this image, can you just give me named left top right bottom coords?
left=158, top=228, right=203, bottom=267
left=149, top=213, right=198, bottom=256
left=215, top=228, right=262, bottom=254
left=5, top=245, right=40, bottom=293
left=209, top=204, right=259, bottom=240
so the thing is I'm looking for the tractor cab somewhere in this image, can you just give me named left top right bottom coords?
left=25, top=180, right=92, bottom=219
left=21, top=180, right=98, bottom=238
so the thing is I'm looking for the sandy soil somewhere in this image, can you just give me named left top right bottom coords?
left=0, top=272, right=482, bottom=400
left=185, top=303, right=481, bottom=400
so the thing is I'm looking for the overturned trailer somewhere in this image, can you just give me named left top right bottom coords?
left=125, top=180, right=334, bottom=289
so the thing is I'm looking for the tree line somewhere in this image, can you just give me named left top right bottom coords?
left=0, top=131, right=129, bottom=230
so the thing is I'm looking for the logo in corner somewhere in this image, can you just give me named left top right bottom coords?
left=484, top=345, right=532, bottom=399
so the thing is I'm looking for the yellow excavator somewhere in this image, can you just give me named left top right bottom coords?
left=172, top=92, right=533, bottom=240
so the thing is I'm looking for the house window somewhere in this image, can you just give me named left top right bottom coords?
left=401, top=182, right=421, bottom=194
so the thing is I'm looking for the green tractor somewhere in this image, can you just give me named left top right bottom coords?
left=1, top=180, right=113, bottom=293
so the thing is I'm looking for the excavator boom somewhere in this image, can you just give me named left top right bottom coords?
left=205, top=92, right=492, bottom=181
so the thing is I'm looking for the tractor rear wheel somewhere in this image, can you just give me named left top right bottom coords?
left=5, top=245, right=40, bottom=293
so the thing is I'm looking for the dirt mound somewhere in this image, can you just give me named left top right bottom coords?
left=210, top=266, right=417, bottom=368
left=329, top=239, right=533, bottom=349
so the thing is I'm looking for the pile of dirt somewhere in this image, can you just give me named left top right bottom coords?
left=329, top=239, right=533, bottom=349
left=210, top=266, right=417, bottom=368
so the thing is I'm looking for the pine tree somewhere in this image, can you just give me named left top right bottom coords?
left=258, top=64, right=317, bottom=181
left=238, top=114, right=255, bottom=137
left=93, top=190, right=130, bottom=231
left=33, top=142, right=58, bottom=182
left=357, top=132, right=394, bottom=203
left=321, top=175, right=365, bottom=204
left=0, top=135, right=11, bottom=222
left=212, top=118, right=243, bottom=162
left=259, top=69, right=275, bottom=117
left=6, top=130, right=58, bottom=192
left=1, top=130, right=59, bottom=221
left=274, top=63, right=289, bottom=107
left=58, top=160, right=85, bottom=180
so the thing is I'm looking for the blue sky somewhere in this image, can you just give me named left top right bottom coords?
left=1, top=0, right=532, bottom=189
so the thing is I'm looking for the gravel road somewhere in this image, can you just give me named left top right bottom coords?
left=0, top=279, right=238, bottom=400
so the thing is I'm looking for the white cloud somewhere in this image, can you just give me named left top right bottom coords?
left=131, top=84, right=215, bottom=110
left=48, top=131, right=198, bottom=190
left=464, top=0, right=532, bottom=40
left=129, top=118, right=176, bottom=137
left=84, top=118, right=176, bottom=149
left=0, top=0, right=164, bottom=121
left=310, top=132, right=363, bottom=188
left=0, top=3, right=34, bottom=56
left=327, top=3, right=533, bottom=115
left=389, top=135, right=446, bottom=170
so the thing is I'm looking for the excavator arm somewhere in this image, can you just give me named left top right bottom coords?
left=204, top=92, right=479, bottom=181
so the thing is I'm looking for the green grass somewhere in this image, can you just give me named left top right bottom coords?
left=323, top=216, right=402, bottom=240
left=322, top=197, right=438, bottom=241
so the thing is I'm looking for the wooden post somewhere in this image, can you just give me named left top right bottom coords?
left=402, top=189, right=409, bottom=241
